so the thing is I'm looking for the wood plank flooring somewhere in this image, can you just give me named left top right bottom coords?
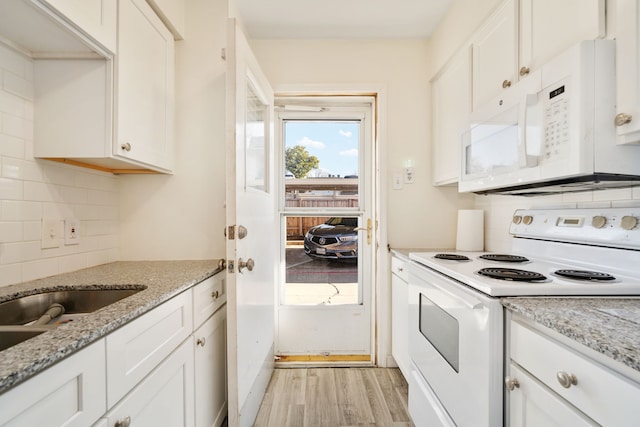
left=254, top=368, right=414, bottom=427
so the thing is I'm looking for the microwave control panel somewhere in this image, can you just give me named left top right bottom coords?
left=543, top=79, right=570, bottom=162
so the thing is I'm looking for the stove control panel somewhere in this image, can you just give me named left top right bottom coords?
left=510, top=208, right=640, bottom=250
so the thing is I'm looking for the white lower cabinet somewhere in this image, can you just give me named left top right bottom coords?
left=194, top=306, right=227, bottom=427
left=391, top=254, right=411, bottom=378
left=102, top=337, right=195, bottom=427
left=0, top=339, right=106, bottom=427
left=506, top=315, right=640, bottom=426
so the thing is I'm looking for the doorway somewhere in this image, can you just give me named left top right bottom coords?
left=275, top=96, right=376, bottom=363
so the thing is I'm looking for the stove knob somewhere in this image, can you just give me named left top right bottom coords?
left=621, top=215, right=638, bottom=230
left=592, top=215, right=607, bottom=229
left=512, top=215, right=522, bottom=224
left=522, top=215, right=533, bottom=225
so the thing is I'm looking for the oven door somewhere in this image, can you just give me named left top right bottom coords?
left=407, top=262, right=503, bottom=427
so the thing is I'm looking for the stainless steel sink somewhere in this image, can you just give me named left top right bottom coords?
left=0, top=326, right=51, bottom=352
left=0, top=288, right=144, bottom=326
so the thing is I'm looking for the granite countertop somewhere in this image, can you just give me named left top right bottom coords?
left=503, top=297, right=640, bottom=375
left=0, top=260, right=223, bottom=394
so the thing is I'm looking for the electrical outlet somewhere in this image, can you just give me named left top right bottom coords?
left=64, top=218, right=80, bottom=245
left=42, top=219, right=60, bottom=249
left=404, top=167, right=415, bottom=184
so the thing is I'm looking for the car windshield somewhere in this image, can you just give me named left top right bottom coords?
left=325, top=217, right=358, bottom=227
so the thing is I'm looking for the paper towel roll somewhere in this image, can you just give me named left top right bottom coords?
left=456, top=209, right=484, bottom=251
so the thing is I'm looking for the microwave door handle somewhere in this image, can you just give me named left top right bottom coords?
left=518, top=93, right=539, bottom=167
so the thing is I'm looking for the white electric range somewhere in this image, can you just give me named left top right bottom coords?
left=405, top=207, right=640, bottom=427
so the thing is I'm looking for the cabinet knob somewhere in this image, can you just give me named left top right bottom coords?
left=556, top=371, right=578, bottom=388
left=519, top=66, right=530, bottom=77
left=502, top=79, right=512, bottom=89
left=120, top=142, right=132, bottom=152
left=196, top=337, right=206, bottom=347
left=505, top=376, right=520, bottom=391
left=211, top=290, right=219, bottom=299
left=115, top=416, right=131, bottom=427
left=615, top=113, right=633, bottom=126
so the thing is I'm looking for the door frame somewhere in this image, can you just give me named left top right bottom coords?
left=271, top=84, right=391, bottom=367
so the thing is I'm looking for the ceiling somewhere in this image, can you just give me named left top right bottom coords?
left=235, top=0, right=453, bottom=39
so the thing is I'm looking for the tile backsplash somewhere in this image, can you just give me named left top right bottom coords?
left=0, top=44, right=119, bottom=287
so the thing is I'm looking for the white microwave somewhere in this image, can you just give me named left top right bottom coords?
left=459, top=40, right=640, bottom=196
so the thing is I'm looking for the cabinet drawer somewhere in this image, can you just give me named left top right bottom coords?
left=510, top=320, right=640, bottom=426
left=106, top=290, right=193, bottom=407
left=391, top=255, right=408, bottom=282
left=193, top=273, right=226, bottom=329
left=0, top=339, right=106, bottom=427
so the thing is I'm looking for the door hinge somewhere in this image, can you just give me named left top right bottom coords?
left=221, top=48, right=226, bottom=60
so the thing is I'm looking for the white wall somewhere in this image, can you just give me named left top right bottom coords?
left=118, top=0, right=228, bottom=261
left=250, top=38, right=474, bottom=250
left=428, top=0, right=640, bottom=252
left=0, top=45, right=119, bottom=287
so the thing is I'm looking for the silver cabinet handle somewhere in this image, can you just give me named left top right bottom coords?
left=115, top=416, right=131, bottom=427
left=615, top=112, right=632, bottom=126
left=502, top=79, right=512, bottom=88
left=238, top=258, right=255, bottom=273
left=519, top=66, right=530, bottom=77
left=556, top=371, right=578, bottom=388
left=211, top=290, right=219, bottom=299
left=505, top=376, right=520, bottom=391
left=120, top=142, right=132, bottom=152
left=196, top=337, right=206, bottom=347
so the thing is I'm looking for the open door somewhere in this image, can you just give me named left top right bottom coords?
left=225, top=18, right=276, bottom=427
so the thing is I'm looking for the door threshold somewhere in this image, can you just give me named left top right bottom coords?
left=275, top=354, right=374, bottom=368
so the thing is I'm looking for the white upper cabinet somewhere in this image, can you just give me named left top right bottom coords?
left=470, top=0, right=604, bottom=111
left=519, top=0, right=605, bottom=76
left=432, top=46, right=471, bottom=185
left=115, top=0, right=175, bottom=172
left=471, top=0, right=517, bottom=112
left=614, top=0, right=640, bottom=144
left=39, top=0, right=117, bottom=53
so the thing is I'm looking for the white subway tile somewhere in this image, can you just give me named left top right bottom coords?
left=22, top=258, right=59, bottom=282
left=0, top=91, right=27, bottom=117
left=1, top=240, right=43, bottom=264
left=58, top=185, right=88, bottom=204
left=4, top=71, right=34, bottom=101
left=42, top=202, right=73, bottom=219
left=593, top=187, right=633, bottom=201
left=0, top=177, right=22, bottom=200
left=87, top=189, right=118, bottom=206
left=0, top=46, right=29, bottom=79
left=22, top=220, right=40, bottom=241
left=0, top=221, right=22, bottom=242
left=2, top=157, right=43, bottom=181
left=0, top=133, right=25, bottom=159
left=74, top=170, right=102, bottom=189
left=59, top=253, right=87, bottom=274
left=23, top=181, right=58, bottom=202
left=1, top=113, right=32, bottom=140
left=86, top=248, right=116, bottom=267
left=0, top=200, right=41, bottom=221
left=43, top=164, right=77, bottom=186
left=0, top=263, right=22, bottom=287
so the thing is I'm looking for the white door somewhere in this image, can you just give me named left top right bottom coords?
left=275, top=98, right=375, bottom=363
left=225, top=18, right=276, bottom=427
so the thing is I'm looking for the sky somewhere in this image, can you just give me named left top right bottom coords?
left=284, top=121, right=359, bottom=177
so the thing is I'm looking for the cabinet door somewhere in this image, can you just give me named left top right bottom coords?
left=37, top=0, right=117, bottom=52
left=471, top=0, right=517, bottom=111
left=507, top=364, right=597, bottom=427
left=0, top=340, right=106, bottom=427
left=615, top=0, right=640, bottom=144
left=194, top=306, right=227, bottom=427
left=104, top=337, right=195, bottom=427
left=116, top=0, right=174, bottom=172
left=432, top=47, right=471, bottom=185
left=519, top=0, right=604, bottom=76
left=106, top=290, right=193, bottom=407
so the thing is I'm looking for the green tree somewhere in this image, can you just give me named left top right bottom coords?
left=285, top=145, right=319, bottom=178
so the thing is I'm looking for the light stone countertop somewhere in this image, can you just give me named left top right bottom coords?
left=502, top=297, right=640, bottom=374
left=0, top=260, right=223, bottom=394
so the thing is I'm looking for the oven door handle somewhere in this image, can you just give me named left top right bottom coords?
left=436, top=283, right=484, bottom=310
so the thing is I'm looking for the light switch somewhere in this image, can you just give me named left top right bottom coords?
left=42, top=219, right=60, bottom=249
left=392, top=173, right=403, bottom=190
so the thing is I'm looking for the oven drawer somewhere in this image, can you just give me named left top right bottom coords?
left=510, top=319, right=640, bottom=426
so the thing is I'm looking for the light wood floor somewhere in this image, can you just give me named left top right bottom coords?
left=254, top=368, right=414, bottom=427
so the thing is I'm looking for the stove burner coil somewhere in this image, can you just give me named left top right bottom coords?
left=479, top=254, right=530, bottom=263
left=554, top=269, right=616, bottom=281
left=478, top=267, right=547, bottom=282
left=434, top=253, right=470, bottom=261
